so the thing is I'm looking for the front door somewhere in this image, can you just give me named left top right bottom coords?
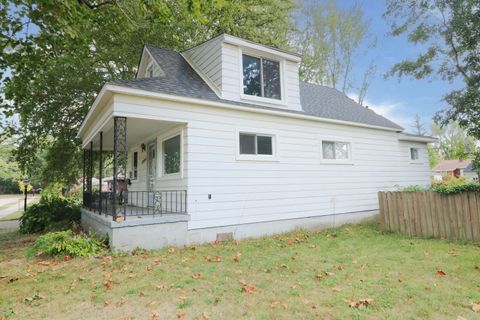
left=146, top=140, right=157, bottom=198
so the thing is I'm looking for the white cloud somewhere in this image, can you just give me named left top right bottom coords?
left=348, top=93, right=413, bottom=130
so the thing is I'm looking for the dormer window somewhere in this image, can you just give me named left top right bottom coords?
left=242, top=54, right=281, bottom=100
left=146, top=64, right=154, bottom=78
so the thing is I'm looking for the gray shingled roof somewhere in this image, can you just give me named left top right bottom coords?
left=109, top=45, right=403, bottom=130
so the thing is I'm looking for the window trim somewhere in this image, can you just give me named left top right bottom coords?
left=162, top=133, right=182, bottom=176
left=239, top=48, right=287, bottom=106
left=158, top=128, right=184, bottom=179
left=319, top=137, right=354, bottom=165
left=409, top=146, right=423, bottom=164
left=235, top=128, right=278, bottom=162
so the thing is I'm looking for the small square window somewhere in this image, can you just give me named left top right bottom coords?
left=322, top=141, right=350, bottom=160
left=410, top=148, right=419, bottom=161
left=239, top=133, right=273, bottom=156
left=240, top=134, right=256, bottom=155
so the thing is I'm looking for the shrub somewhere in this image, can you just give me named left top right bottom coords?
left=398, top=185, right=428, bottom=192
left=20, top=195, right=81, bottom=234
left=432, top=182, right=480, bottom=194
left=28, top=230, right=107, bottom=257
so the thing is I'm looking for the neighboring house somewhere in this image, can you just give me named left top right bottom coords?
left=432, top=159, right=478, bottom=182
left=78, top=34, right=435, bottom=250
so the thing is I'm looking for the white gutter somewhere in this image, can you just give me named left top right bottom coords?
left=398, top=133, right=437, bottom=143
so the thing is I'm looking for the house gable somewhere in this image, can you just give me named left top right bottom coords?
left=137, top=47, right=165, bottom=78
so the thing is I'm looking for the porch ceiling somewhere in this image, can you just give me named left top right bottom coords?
left=88, top=117, right=183, bottom=150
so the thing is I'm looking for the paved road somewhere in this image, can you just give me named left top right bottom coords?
left=0, top=220, right=20, bottom=229
left=0, top=196, right=38, bottom=220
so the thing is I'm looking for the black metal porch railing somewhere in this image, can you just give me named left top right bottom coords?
left=83, top=190, right=187, bottom=219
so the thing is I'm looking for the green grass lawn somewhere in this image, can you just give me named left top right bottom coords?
left=1, top=223, right=480, bottom=319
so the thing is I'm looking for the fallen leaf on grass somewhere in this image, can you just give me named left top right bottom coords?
left=271, top=300, right=281, bottom=308
left=192, top=273, right=201, bottom=279
left=346, top=298, right=373, bottom=309
left=436, top=270, right=446, bottom=276
left=176, top=313, right=187, bottom=318
left=115, top=297, right=126, bottom=307
left=103, top=281, right=112, bottom=289
left=204, top=255, right=222, bottom=262
left=242, top=284, right=255, bottom=294
left=239, top=280, right=255, bottom=294
left=472, top=303, right=480, bottom=312
left=146, top=301, right=156, bottom=307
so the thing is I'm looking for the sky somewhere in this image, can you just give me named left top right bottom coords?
left=1, top=1, right=460, bottom=135
left=333, top=0, right=460, bottom=132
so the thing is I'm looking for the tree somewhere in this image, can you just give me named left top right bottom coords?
left=472, top=152, right=480, bottom=182
left=411, top=114, right=427, bottom=136
left=0, top=0, right=295, bottom=186
left=0, top=138, right=21, bottom=193
left=430, top=121, right=477, bottom=160
left=384, top=0, right=480, bottom=138
left=292, top=0, right=376, bottom=104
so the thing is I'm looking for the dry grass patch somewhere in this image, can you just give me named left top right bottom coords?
left=1, top=223, right=480, bottom=319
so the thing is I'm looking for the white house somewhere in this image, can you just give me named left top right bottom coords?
left=78, top=34, right=435, bottom=250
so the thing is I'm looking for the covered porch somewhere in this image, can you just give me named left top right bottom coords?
left=81, top=115, right=188, bottom=221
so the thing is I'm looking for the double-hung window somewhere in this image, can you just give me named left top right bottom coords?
left=242, top=54, right=281, bottom=100
left=239, top=133, right=273, bottom=156
left=321, top=140, right=351, bottom=161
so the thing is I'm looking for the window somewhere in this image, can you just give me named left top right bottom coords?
left=132, top=151, right=138, bottom=179
left=242, top=54, right=281, bottom=100
left=322, top=141, right=351, bottom=160
left=163, top=135, right=181, bottom=174
left=239, top=133, right=273, bottom=155
left=410, top=147, right=419, bottom=161
left=146, top=65, right=154, bottom=77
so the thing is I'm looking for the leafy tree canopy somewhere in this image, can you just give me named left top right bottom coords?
left=0, top=0, right=295, bottom=186
left=384, top=0, right=480, bottom=139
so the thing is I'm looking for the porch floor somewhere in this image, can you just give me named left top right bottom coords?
left=82, top=205, right=189, bottom=224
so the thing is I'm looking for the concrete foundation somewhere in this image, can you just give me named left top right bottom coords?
left=81, top=208, right=378, bottom=251
left=81, top=209, right=189, bottom=251
left=187, top=210, right=379, bottom=244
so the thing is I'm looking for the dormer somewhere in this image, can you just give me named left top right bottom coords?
left=137, top=47, right=164, bottom=78
left=182, top=34, right=302, bottom=111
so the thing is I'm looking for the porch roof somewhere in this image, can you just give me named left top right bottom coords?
left=86, top=117, right=182, bottom=150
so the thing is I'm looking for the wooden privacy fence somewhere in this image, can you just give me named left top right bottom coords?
left=378, top=191, right=480, bottom=241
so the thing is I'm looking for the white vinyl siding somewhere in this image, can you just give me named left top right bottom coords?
left=114, top=94, right=431, bottom=230
left=183, top=38, right=223, bottom=92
